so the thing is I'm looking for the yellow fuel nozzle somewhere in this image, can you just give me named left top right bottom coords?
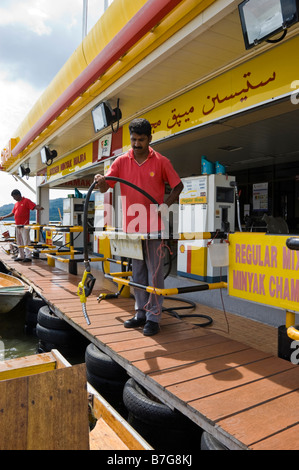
left=77, top=270, right=96, bottom=325
left=77, top=271, right=87, bottom=304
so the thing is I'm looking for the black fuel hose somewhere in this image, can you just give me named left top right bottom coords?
left=83, top=176, right=159, bottom=266
left=82, top=176, right=213, bottom=328
left=286, top=237, right=299, bottom=251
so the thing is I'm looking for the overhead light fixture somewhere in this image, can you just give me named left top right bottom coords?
left=18, top=165, right=31, bottom=179
left=41, top=146, right=58, bottom=166
left=239, top=0, right=299, bottom=49
left=91, top=99, right=122, bottom=134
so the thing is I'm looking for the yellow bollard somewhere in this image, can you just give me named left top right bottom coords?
left=47, top=254, right=55, bottom=267
left=120, top=284, right=131, bottom=298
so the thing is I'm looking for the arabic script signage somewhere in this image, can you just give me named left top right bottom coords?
left=123, top=35, right=299, bottom=150
left=228, top=233, right=299, bottom=312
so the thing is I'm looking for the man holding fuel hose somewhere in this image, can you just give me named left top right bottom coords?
left=94, top=118, right=183, bottom=336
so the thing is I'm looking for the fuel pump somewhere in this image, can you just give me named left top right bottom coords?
left=177, top=174, right=235, bottom=282
left=62, top=197, right=94, bottom=249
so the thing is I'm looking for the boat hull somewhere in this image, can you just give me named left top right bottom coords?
left=0, top=291, right=26, bottom=313
left=0, top=273, right=29, bottom=314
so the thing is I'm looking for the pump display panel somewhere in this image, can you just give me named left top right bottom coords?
left=216, top=187, right=234, bottom=203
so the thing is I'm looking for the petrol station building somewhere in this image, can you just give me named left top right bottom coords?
left=1, top=0, right=299, bottom=338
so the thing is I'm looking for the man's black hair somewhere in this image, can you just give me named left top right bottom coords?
left=11, top=189, right=21, bottom=197
left=129, top=118, right=152, bottom=137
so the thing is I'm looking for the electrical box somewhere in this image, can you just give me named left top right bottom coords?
left=177, top=174, right=235, bottom=282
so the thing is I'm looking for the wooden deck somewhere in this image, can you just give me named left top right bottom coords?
left=1, top=250, right=299, bottom=450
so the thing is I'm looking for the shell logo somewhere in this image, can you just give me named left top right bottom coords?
left=179, top=244, right=185, bottom=253
left=150, top=171, right=155, bottom=177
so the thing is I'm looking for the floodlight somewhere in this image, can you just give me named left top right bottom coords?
left=18, top=165, right=30, bottom=178
left=239, top=0, right=299, bottom=49
left=41, top=146, right=58, bottom=166
left=92, top=100, right=122, bottom=133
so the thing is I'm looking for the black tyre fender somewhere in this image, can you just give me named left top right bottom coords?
left=25, top=295, right=47, bottom=325
left=37, top=305, right=72, bottom=330
left=36, top=323, right=79, bottom=345
left=26, top=295, right=47, bottom=313
left=86, top=370, right=126, bottom=395
left=123, top=378, right=188, bottom=427
left=85, top=343, right=128, bottom=380
left=200, top=431, right=228, bottom=450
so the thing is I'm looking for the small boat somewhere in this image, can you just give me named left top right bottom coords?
left=0, top=349, right=151, bottom=450
left=0, top=272, right=30, bottom=314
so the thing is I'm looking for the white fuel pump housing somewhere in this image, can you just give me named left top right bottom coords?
left=177, top=174, right=235, bottom=282
left=62, top=197, right=94, bottom=249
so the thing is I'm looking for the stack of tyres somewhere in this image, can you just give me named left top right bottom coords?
left=85, top=343, right=129, bottom=417
left=36, top=305, right=87, bottom=357
left=24, top=294, right=47, bottom=335
left=123, top=378, right=203, bottom=450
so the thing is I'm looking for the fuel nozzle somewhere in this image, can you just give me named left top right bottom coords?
left=230, top=180, right=242, bottom=232
left=77, top=270, right=96, bottom=325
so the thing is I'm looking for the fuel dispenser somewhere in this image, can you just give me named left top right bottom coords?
left=177, top=174, right=235, bottom=282
left=62, top=197, right=94, bottom=249
left=93, top=158, right=114, bottom=258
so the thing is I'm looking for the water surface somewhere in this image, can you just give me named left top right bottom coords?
left=0, top=301, right=38, bottom=361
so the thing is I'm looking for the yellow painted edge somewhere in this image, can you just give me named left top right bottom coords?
left=0, top=362, right=56, bottom=381
left=92, top=390, right=151, bottom=450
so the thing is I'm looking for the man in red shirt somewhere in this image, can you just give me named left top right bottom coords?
left=94, top=118, right=183, bottom=336
left=0, top=190, right=44, bottom=262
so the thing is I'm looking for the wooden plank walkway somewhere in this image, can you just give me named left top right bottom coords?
left=2, top=251, right=299, bottom=450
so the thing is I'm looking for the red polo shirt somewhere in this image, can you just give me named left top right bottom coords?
left=12, top=197, right=36, bottom=225
left=106, top=148, right=181, bottom=233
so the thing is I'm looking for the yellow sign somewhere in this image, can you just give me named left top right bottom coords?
left=46, top=143, right=93, bottom=183
left=180, top=196, right=207, bottom=204
left=228, top=233, right=299, bottom=312
left=123, top=35, right=299, bottom=150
